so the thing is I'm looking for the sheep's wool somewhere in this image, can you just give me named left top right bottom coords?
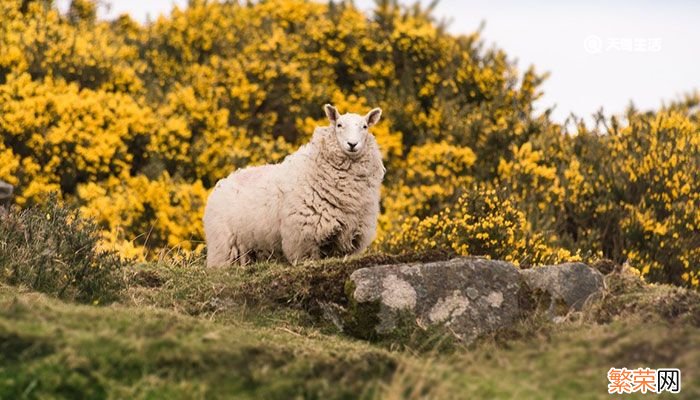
left=203, top=124, right=384, bottom=266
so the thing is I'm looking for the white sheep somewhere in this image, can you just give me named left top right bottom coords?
left=203, top=104, right=385, bottom=266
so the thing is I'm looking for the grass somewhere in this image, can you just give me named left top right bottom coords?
left=2, top=253, right=699, bottom=399
left=0, top=198, right=124, bottom=304
left=2, top=204, right=698, bottom=398
left=0, top=284, right=397, bottom=400
left=122, top=250, right=454, bottom=326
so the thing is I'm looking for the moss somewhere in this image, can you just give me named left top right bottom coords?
left=343, top=279, right=382, bottom=341
left=0, top=284, right=399, bottom=400
left=343, top=279, right=458, bottom=352
left=123, top=250, right=455, bottom=323
left=376, top=312, right=460, bottom=353
left=231, top=250, right=454, bottom=311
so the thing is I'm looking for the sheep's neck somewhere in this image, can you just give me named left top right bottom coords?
left=310, top=141, right=381, bottom=201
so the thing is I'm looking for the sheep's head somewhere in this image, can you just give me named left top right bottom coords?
left=324, top=104, right=382, bottom=157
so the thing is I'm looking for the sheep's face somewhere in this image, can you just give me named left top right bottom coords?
left=324, top=104, right=382, bottom=157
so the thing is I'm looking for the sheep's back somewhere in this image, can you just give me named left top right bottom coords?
left=204, top=163, right=287, bottom=254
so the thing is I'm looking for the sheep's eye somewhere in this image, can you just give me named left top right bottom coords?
left=337, top=123, right=342, bottom=128
left=362, top=125, right=368, bottom=129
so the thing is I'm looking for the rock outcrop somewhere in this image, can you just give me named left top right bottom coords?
left=345, top=257, right=604, bottom=342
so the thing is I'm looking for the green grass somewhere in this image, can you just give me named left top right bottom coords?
left=0, top=284, right=397, bottom=399
left=2, top=257, right=699, bottom=399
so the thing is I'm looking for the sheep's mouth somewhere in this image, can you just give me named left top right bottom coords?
left=342, top=147, right=362, bottom=157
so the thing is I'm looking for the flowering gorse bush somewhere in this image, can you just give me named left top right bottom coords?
left=556, top=109, right=700, bottom=286
left=382, top=186, right=576, bottom=266
left=77, top=174, right=208, bottom=259
left=0, top=0, right=698, bottom=286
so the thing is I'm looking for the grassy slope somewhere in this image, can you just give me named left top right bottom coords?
left=0, top=284, right=396, bottom=400
left=1, top=257, right=699, bottom=399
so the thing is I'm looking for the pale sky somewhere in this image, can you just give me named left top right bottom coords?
left=56, top=0, right=700, bottom=124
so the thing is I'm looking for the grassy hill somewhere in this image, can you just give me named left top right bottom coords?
left=2, top=257, right=699, bottom=399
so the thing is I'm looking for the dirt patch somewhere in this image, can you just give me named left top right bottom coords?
left=129, top=269, right=165, bottom=288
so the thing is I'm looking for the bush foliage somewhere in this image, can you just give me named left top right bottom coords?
left=0, top=0, right=698, bottom=286
left=0, top=195, right=124, bottom=303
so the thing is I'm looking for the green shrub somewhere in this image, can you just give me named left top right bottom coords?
left=0, top=195, right=124, bottom=303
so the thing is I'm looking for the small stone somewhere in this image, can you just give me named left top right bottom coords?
left=520, top=262, right=604, bottom=313
left=202, top=331, right=221, bottom=342
left=0, top=180, right=13, bottom=214
left=0, top=180, right=12, bottom=199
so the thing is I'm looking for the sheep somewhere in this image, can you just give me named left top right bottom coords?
left=203, top=104, right=385, bottom=267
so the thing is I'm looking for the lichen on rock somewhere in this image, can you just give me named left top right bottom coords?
left=346, top=257, right=522, bottom=342
left=345, top=258, right=606, bottom=342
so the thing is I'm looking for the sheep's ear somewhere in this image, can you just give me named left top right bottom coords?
left=324, top=104, right=340, bottom=123
left=366, top=107, right=382, bottom=127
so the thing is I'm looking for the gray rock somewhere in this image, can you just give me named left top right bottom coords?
left=0, top=180, right=13, bottom=213
left=346, top=257, right=522, bottom=342
left=344, top=258, right=606, bottom=341
left=520, top=262, right=604, bottom=314
left=0, top=180, right=12, bottom=198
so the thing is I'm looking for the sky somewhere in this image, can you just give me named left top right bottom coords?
left=56, top=0, right=700, bottom=124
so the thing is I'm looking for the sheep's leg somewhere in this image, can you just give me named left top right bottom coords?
left=333, top=229, right=359, bottom=255
left=282, top=234, right=320, bottom=264
left=234, top=248, right=253, bottom=266
left=206, top=249, right=228, bottom=268
left=206, top=230, right=247, bottom=267
left=354, top=230, right=374, bottom=254
left=335, top=230, right=367, bottom=256
left=351, top=212, right=378, bottom=255
left=281, top=218, right=322, bottom=264
left=206, top=234, right=234, bottom=267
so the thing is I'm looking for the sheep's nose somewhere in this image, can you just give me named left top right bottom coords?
left=347, top=142, right=357, bottom=150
